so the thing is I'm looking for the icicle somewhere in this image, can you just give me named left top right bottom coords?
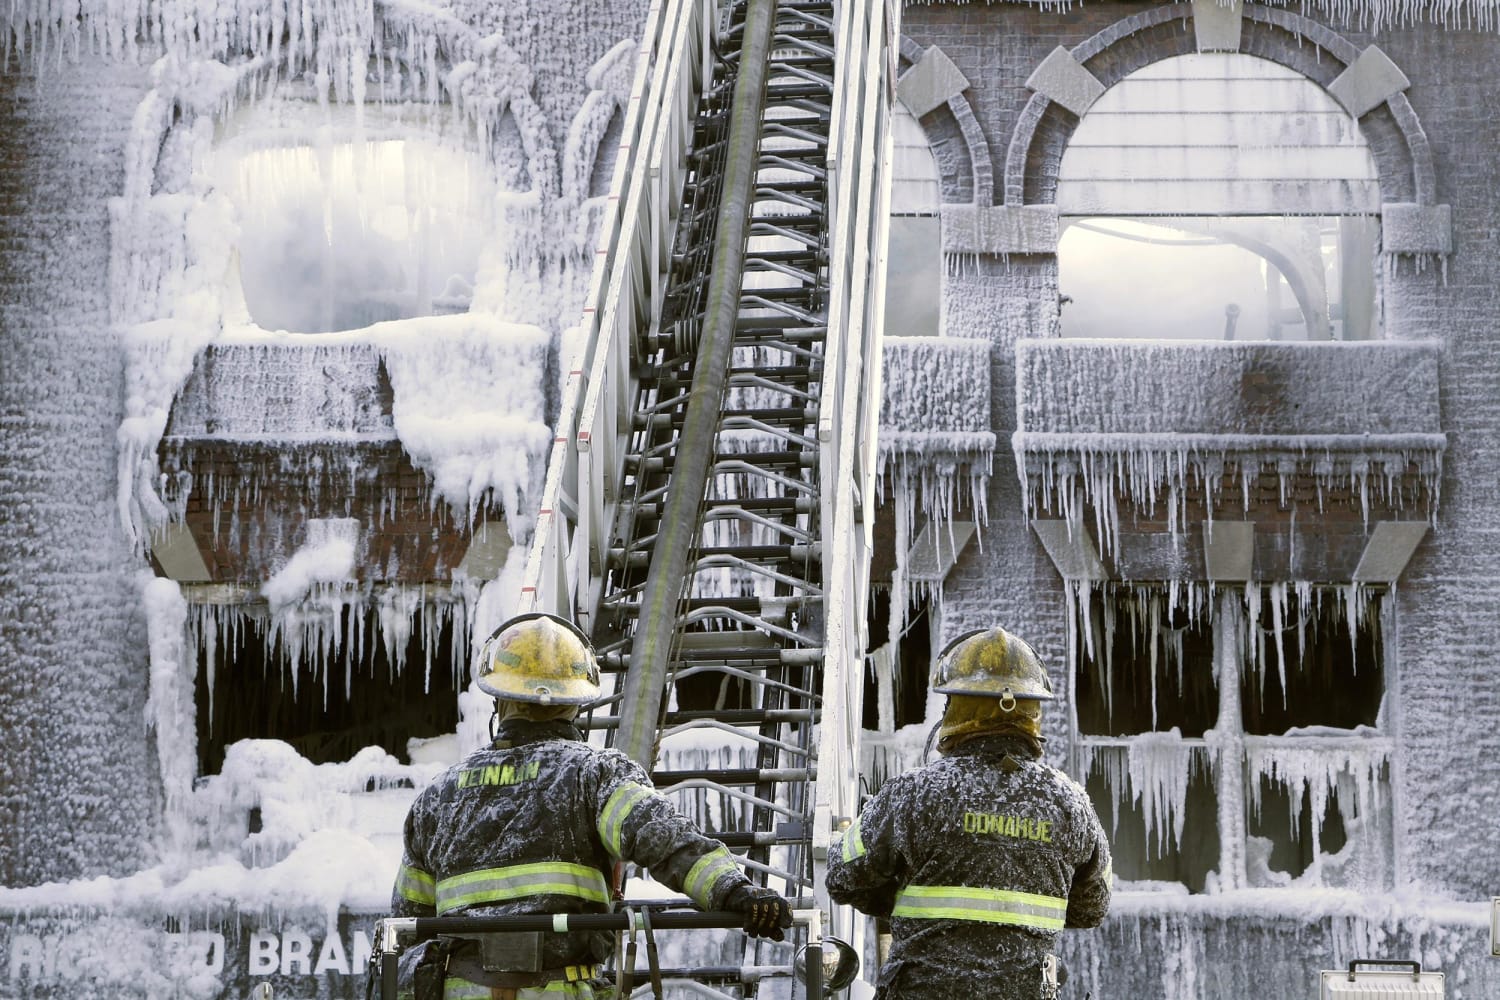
left=1132, top=731, right=1190, bottom=854
left=142, top=573, right=198, bottom=851
left=1090, top=733, right=1205, bottom=855
left=1245, top=735, right=1390, bottom=878
left=1269, top=581, right=1289, bottom=708
left=1242, top=582, right=1264, bottom=701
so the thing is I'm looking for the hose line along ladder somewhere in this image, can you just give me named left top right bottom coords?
left=518, top=0, right=896, bottom=993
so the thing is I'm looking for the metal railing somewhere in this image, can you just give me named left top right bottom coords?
left=366, top=906, right=834, bottom=1000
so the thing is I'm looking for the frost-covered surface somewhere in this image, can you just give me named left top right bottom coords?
left=1058, top=888, right=1498, bottom=1000
left=95, top=0, right=641, bottom=713
left=1013, top=338, right=1446, bottom=553
left=187, top=527, right=529, bottom=744
left=879, top=437, right=994, bottom=520
left=878, top=336, right=996, bottom=528
left=1017, top=429, right=1441, bottom=549
left=97, top=0, right=641, bottom=547
left=1017, top=340, right=1444, bottom=438
left=1070, top=582, right=1393, bottom=865
left=2, top=0, right=642, bottom=991
left=0, top=739, right=443, bottom=997
left=892, top=4, right=1500, bottom=998
left=0, top=559, right=523, bottom=995
left=6, top=0, right=1500, bottom=997
left=1015, top=431, right=1444, bottom=557
left=881, top=336, right=992, bottom=435
left=223, top=316, right=553, bottom=521
left=896, top=0, right=1500, bottom=32
left=857, top=712, right=1497, bottom=997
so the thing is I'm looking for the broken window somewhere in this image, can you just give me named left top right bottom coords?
left=1072, top=582, right=1392, bottom=892
left=863, top=587, right=933, bottom=732
left=1075, top=586, right=1217, bottom=738
left=191, top=599, right=464, bottom=775
left=1056, top=54, right=1381, bottom=341
left=214, top=131, right=492, bottom=334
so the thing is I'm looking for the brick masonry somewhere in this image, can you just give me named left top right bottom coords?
left=0, top=0, right=1495, bottom=992
left=0, top=62, right=157, bottom=885
left=899, top=2, right=1500, bottom=994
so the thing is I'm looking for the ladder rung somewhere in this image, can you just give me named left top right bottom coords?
left=597, top=646, right=823, bottom=670
left=651, top=768, right=813, bottom=786
left=599, top=967, right=792, bottom=984
left=676, top=629, right=777, bottom=651
left=582, top=709, right=815, bottom=729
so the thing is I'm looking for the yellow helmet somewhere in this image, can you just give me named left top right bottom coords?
left=474, top=613, right=601, bottom=705
left=931, top=627, right=1054, bottom=708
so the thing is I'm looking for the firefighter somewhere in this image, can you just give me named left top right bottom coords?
left=826, top=626, right=1112, bottom=1000
left=390, top=612, right=793, bottom=1000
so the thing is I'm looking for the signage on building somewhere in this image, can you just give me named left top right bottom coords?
left=0, top=911, right=383, bottom=999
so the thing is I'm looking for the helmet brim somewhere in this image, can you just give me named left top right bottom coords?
left=933, top=682, right=1055, bottom=700
left=477, top=672, right=599, bottom=705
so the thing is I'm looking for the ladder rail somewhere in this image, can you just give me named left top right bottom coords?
left=520, top=0, right=719, bottom=630
left=513, top=0, right=901, bottom=995
left=813, top=0, right=899, bottom=972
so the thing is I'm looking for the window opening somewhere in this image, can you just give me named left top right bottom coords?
left=885, top=102, right=941, bottom=338
left=1075, top=585, right=1217, bottom=737
left=1055, top=53, right=1381, bottom=341
left=863, top=587, right=933, bottom=732
left=1243, top=591, right=1383, bottom=734
left=1247, top=771, right=1351, bottom=884
left=1073, top=582, right=1392, bottom=893
left=1085, top=754, right=1220, bottom=893
left=193, top=604, right=461, bottom=774
left=216, top=138, right=492, bottom=334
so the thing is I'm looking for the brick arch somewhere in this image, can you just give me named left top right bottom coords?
left=895, top=36, right=995, bottom=206
left=1004, top=3, right=1437, bottom=219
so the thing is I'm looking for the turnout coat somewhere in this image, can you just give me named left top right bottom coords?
left=827, top=734, right=1112, bottom=1000
left=391, top=718, right=750, bottom=997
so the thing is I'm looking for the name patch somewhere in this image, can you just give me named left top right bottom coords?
left=963, top=811, right=1052, bottom=842
left=458, top=761, right=542, bottom=788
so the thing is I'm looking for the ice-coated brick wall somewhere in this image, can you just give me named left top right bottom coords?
left=1357, top=20, right=1500, bottom=903
left=0, top=62, right=157, bottom=885
left=899, top=2, right=1500, bottom=995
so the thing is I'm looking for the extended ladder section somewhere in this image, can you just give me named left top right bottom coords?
left=522, top=0, right=895, bottom=993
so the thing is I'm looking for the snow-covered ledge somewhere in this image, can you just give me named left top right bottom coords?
left=1013, top=339, right=1446, bottom=545
left=879, top=336, right=996, bottom=525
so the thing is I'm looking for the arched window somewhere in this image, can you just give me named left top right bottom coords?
left=884, top=102, right=942, bottom=338
left=1056, top=54, right=1381, bottom=342
left=215, top=129, right=493, bottom=334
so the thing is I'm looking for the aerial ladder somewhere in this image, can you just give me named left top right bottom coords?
left=379, top=0, right=897, bottom=994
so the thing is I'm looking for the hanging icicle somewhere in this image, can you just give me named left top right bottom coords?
left=1016, top=434, right=1444, bottom=563
left=1083, top=732, right=1208, bottom=855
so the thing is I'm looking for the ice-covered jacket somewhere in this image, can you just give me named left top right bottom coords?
left=391, top=718, right=751, bottom=973
left=826, top=734, right=1112, bottom=1000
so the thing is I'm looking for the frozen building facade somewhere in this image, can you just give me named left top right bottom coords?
left=0, top=0, right=1498, bottom=999
left=873, top=0, right=1500, bottom=997
left=1, top=0, right=648, bottom=994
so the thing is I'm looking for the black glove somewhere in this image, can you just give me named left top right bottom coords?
left=726, top=884, right=793, bottom=941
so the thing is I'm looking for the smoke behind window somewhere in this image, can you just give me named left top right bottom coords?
left=219, top=140, right=492, bottom=334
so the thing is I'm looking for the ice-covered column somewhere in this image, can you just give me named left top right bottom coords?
left=1211, top=591, right=1247, bottom=891
left=0, top=62, right=158, bottom=885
